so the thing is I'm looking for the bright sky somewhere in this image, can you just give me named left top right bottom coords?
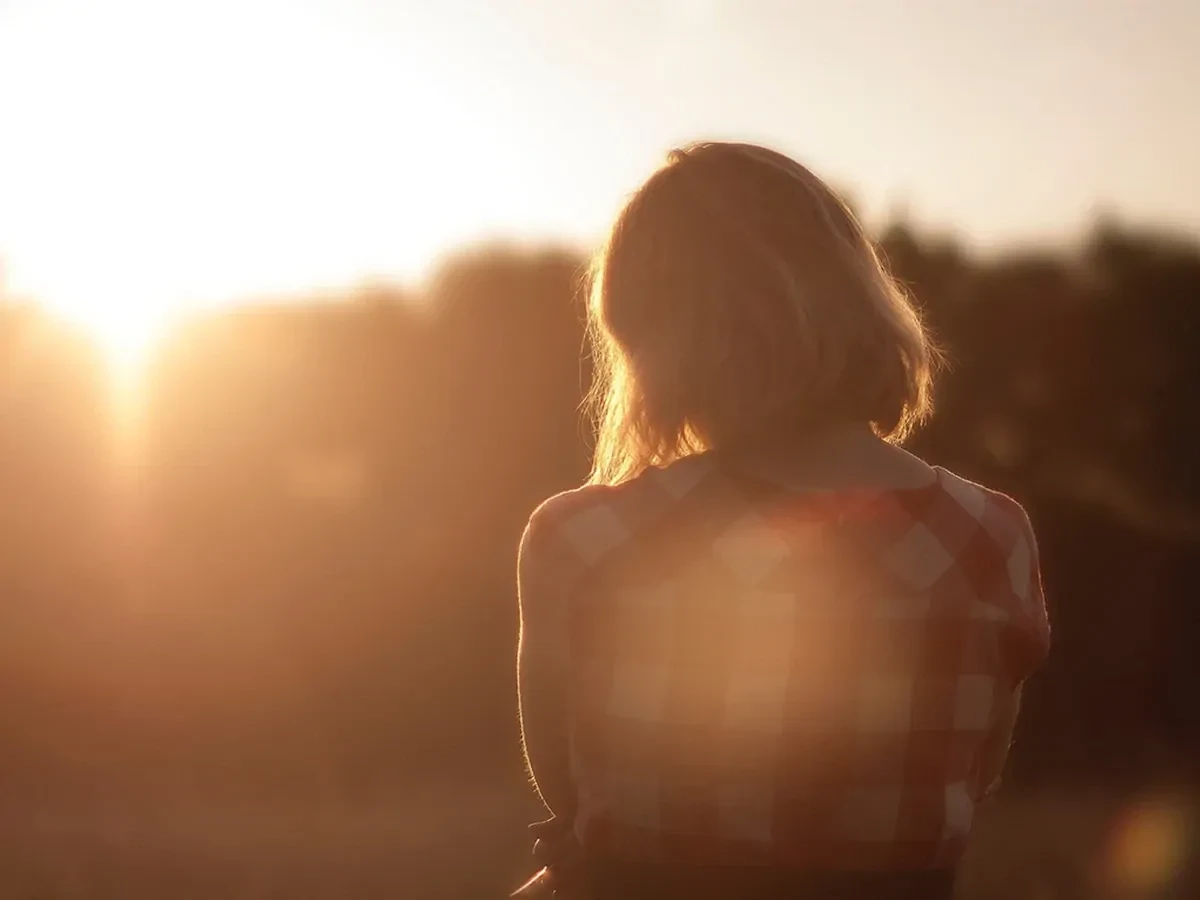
left=1, top=0, right=1198, bottom=335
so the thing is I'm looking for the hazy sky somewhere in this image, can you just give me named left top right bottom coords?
left=1, top=0, right=1198, bottom=316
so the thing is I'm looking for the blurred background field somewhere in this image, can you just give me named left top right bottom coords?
left=0, top=229, right=1198, bottom=898
left=1, top=0, right=1199, bottom=897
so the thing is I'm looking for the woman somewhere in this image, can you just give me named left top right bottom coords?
left=515, top=142, right=1050, bottom=899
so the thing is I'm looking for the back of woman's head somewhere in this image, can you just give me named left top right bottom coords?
left=587, top=141, right=938, bottom=485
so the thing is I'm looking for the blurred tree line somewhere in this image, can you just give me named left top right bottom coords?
left=0, top=223, right=1197, bottom=808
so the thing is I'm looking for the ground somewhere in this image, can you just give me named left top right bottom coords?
left=0, top=782, right=1192, bottom=899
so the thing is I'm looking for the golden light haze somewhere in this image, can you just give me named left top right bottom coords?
left=1, top=0, right=1198, bottom=365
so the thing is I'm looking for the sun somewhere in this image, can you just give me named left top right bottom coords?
left=0, top=0, right=506, bottom=345
left=40, top=295, right=177, bottom=388
left=33, top=292, right=187, bottom=469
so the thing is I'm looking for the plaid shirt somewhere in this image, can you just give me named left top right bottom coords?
left=517, top=454, right=1050, bottom=870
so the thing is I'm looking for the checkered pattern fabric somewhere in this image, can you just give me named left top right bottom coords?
left=518, top=455, right=1050, bottom=870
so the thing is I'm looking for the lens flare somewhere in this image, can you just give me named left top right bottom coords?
left=1104, top=796, right=1193, bottom=893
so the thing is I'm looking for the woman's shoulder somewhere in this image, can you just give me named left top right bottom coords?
left=933, top=465, right=1037, bottom=547
left=932, top=467, right=1050, bottom=675
left=523, top=455, right=722, bottom=563
left=525, top=483, right=620, bottom=547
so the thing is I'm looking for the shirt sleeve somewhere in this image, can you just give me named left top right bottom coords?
left=517, top=505, right=572, bottom=667
left=516, top=499, right=578, bottom=819
left=999, top=507, right=1051, bottom=689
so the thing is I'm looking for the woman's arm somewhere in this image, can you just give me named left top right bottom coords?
left=517, top=518, right=575, bottom=820
left=976, top=503, right=1049, bottom=801
left=974, top=685, right=1021, bottom=801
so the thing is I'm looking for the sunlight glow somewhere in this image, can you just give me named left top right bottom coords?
left=34, top=294, right=173, bottom=472
left=41, top=297, right=176, bottom=387
left=0, top=0, right=542, bottom=339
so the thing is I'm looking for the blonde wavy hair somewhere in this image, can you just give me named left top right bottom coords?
left=586, top=141, right=938, bottom=486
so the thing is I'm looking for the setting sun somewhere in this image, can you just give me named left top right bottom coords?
left=0, top=0, right=556, bottom=339
left=39, top=296, right=175, bottom=384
